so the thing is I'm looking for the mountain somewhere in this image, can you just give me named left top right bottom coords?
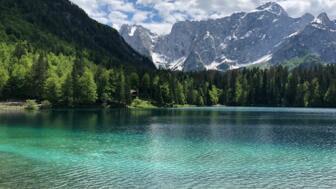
left=0, top=0, right=154, bottom=69
left=120, top=2, right=336, bottom=72
left=119, top=25, right=158, bottom=60
left=271, top=13, right=336, bottom=64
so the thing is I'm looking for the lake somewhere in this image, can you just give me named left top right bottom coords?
left=1, top=107, right=336, bottom=188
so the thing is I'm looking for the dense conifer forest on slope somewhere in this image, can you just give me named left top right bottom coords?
left=0, top=0, right=336, bottom=108
left=0, top=41, right=336, bottom=108
left=0, top=0, right=153, bottom=69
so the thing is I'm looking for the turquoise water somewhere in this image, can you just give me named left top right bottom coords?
left=1, top=107, right=336, bottom=188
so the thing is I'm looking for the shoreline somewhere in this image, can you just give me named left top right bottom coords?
left=0, top=101, right=27, bottom=112
left=1, top=100, right=335, bottom=113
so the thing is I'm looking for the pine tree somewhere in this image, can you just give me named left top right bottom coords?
left=324, top=82, right=336, bottom=107
left=140, top=73, right=150, bottom=99
left=160, top=82, right=172, bottom=104
left=77, top=68, right=97, bottom=104
left=0, top=67, right=9, bottom=98
left=235, top=74, right=247, bottom=105
left=284, top=74, right=297, bottom=106
left=175, top=81, right=186, bottom=105
left=43, top=73, right=62, bottom=104
left=96, top=68, right=112, bottom=103
left=129, top=72, right=140, bottom=90
left=29, top=54, right=49, bottom=98
left=62, top=74, right=74, bottom=106
left=209, top=85, right=220, bottom=105
left=303, top=81, right=312, bottom=107
left=310, top=78, right=322, bottom=107
left=116, top=70, right=126, bottom=104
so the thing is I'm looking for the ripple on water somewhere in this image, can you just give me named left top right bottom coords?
left=1, top=108, right=336, bottom=188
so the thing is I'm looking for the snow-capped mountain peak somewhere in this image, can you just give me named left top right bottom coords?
left=120, top=24, right=159, bottom=66
left=313, top=13, right=333, bottom=26
left=315, top=13, right=330, bottom=23
left=256, top=2, right=288, bottom=16
left=120, top=3, right=336, bottom=72
left=311, top=13, right=336, bottom=31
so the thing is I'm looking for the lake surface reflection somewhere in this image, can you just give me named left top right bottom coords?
left=1, top=107, right=336, bottom=188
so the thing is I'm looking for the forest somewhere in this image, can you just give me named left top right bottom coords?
left=1, top=41, right=336, bottom=108
left=1, top=0, right=336, bottom=109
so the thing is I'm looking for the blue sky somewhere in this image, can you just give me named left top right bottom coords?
left=70, top=0, right=336, bottom=35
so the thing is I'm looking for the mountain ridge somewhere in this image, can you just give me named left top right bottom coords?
left=120, top=2, right=336, bottom=72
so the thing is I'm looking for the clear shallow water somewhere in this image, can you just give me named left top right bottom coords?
left=1, top=107, right=336, bottom=188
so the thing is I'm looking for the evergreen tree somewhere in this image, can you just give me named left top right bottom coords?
left=62, top=74, right=74, bottom=106
left=197, top=91, right=205, bottom=106
left=129, top=72, right=140, bottom=90
left=77, top=68, right=97, bottom=104
left=29, top=54, right=49, bottom=98
left=43, top=73, right=62, bottom=104
left=96, top=68, right=112, bottom=103
left=190, top=90, right=201, bottom=105
left=295, top=84, right=305, bottom=107
left=160, top=82, right=172, bottom=104
left=235, top=74, right=247, bottom=105
left=310, top=78, right=322, bottom=107
left=140, top=73, right=150, bottom=98
left=175, top=81, right=186, bottom=105
left=0, top=67, right=9, bottom=97
left=284, top=74, right=297, bottom=106
left=116, top=70, right=127, bottom=104
left=303, top=81, right=312, bottom=107
left=152, top=75, right=162, bottom=104
left=324, top=82, right=336, bottom=107
left=209, top=85, right=220, bottom=105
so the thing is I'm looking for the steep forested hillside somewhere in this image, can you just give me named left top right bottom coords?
left=0, top=0, right=154, bottom=68
left=0, top=39, right=336, bottom=108
left=0, top=0, right=335, bottom=108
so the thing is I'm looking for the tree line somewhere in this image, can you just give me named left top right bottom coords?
left=1, top=42, right=336, bottom=108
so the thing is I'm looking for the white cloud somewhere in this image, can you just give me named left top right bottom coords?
left=132, top=11, right=150, bottom=23
left=70, top=0, right=336, bottom=35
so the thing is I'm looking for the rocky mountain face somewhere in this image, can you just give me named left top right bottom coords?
left=271, top=13, right=336, bottom=64
left=119, top=25, right=158, bottom=59
left=120, top=2, right=336, bottom=72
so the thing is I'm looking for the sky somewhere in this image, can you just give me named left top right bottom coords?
left=70, top=0, right=336, bottom=35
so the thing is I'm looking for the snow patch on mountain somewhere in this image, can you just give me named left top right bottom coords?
left=230, top=54, right=272, bottom=69
left=120, top=2, right=336, bottom=72
left=129, top=26, right=137, bottom=37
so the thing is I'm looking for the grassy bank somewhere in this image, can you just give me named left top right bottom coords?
left=128, top=98, right=157, bottom=109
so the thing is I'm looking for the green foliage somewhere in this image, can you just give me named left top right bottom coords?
left=96, top=68, right=114, bottom=103
left=41, top=100, right=52, bottom=109
left=0, top=39, right=335, bottom=108
left=175, top=81, right=186, bottom=105
left=129, top=72, right=140, bottom=89
left=140, top=73, right=150, bottom=98
left=130, top=98, right=156, bottom=109
left=62, top=74, right=74, bottom=106
left=208, top=85, right=220, bottom=105
left=0, top=67, right=9, bottom=95
left=76, top=68, right=97, bottom=104
left=160, top=82, right=172, bottom=105
left=0, top=0, right=154, bottom=69
left=116, top=70, right=127, bottom=104
left=24, top=100, right=39, bottom=111
left=324, top=81, right=336, bottom=107
left=235, top=74, right=248, bottom=105
left=43, top=73, right=62, bottom=104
